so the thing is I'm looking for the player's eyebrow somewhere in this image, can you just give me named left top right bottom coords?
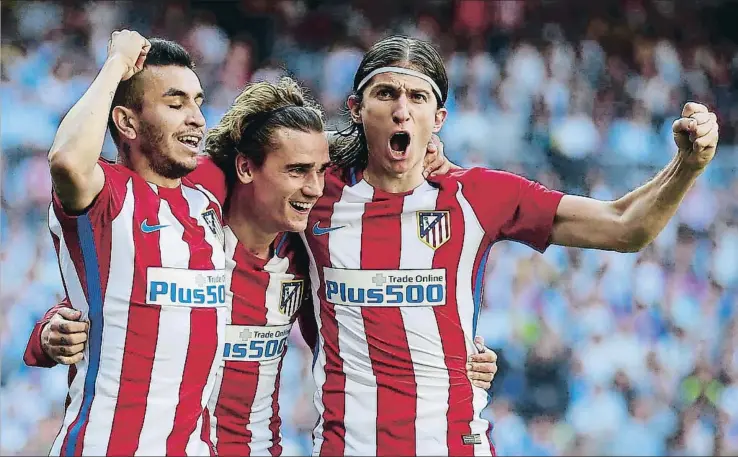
left=370, top=82, right=399, bottom=93
left=370, top=82, right=431, bottom=96
left=162, top=88, right=205, bottom=102
left=285, top=162, right=316, bottom=169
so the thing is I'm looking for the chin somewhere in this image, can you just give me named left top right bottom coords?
left=184, top=156, right=199, bottom=171
left=288, top=218, right=309, bottom=233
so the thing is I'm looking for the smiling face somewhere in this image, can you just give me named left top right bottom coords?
left=238, top=127, right=331, bottom=233
left=132, top=65, right=206, bottom=179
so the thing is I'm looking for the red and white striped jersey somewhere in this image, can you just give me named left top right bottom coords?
left=206, top=228, right=311, bottom=456
left=49, top=160, right=227, bottom=456
left=302, top=167, right=563, bottom=456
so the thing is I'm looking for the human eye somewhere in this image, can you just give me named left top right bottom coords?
left=376, top=88, right=393, bottom=99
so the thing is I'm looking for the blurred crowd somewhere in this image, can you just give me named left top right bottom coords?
left=2, top=0, right=738, bottom=455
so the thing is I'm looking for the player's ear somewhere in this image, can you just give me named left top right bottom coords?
left=235, top=154, right=254, bottom=185
left=432, top=107, right=448, bottom=133
left=111, top=106, right=138, bottom=140
left=347, top=95, right=362, bottom=124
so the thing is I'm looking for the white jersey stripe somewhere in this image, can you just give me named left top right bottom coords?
left=157, top=193, right=191, bottom=268
left=330, top=182, right=377, bottom=456
left=50, top=362, right=87, bottom=456
left=263, top=255, right=293, bottom=323
left=207, top=228, right=239, bottom=449
left=245, top=258, right=284, bottom=451
left=182, top=185, right=225, bottom=269
left=247, top=360, right=281, bottom=454
left=400, top=185, right=450, bottom=455
left=81, top=179, right=136, bottom=453
left=135, top=198, right=190, bottom=456
left=456, top=184, right=493, bottom=455
left=300, top=231, right=327, bottom=453
left=182, top=184, right=226, bottom=455
left=49, top=210, right=104, bottom=455
left=193, top=183, right=222, bottom=214
left=49, top=204, right=90, bottom=457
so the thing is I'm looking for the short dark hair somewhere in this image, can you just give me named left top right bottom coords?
left=108, top=38, right=195, bottom=146
left=331, top=35, right=449, bottom=170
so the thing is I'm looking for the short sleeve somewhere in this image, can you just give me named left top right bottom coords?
left=186, top=156, right=227, bottom=206
left=51, top=160, right=131, bottom=229
left=457, top=168, right=564, bottom=253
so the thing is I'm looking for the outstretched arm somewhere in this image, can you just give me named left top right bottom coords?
left=550, top=102, right=719, bottom=252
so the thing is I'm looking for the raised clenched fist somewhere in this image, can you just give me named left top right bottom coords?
left=672, top=102, right=719, bottom=171
left=107, top=29, right=151, bottom=81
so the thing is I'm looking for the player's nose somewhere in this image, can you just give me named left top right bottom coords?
left=187, top=106, right=206, bottom=129
left=392, top=95, right=411, bottom=125
left=302, top=172, right=324, bottom=198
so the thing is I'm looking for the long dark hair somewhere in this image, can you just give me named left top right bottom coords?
left=331, top=35, right=449, bottom=171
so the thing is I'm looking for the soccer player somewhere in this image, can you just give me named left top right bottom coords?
left=44, top=30, right=226, bottom=455
left=28, top=74, right=499, bottom=456
left=301, top=35, right=719, bottom=456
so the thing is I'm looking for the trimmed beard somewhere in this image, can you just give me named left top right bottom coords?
left=139, top=120, right=196, bottom=180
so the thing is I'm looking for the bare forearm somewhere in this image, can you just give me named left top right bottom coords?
left=48, top=57, right=127, bottom=176
left=615, top=155, right=701, bottom=249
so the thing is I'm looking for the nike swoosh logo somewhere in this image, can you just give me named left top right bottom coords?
left=141, top=219, right=169, bottom=233
left=312, top=221, right=345, bottom=236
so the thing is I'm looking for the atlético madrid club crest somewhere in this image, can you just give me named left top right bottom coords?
left=202, top=208, right=225, bottom=246
left=417, top=210, right=451, bottom=250
left=279, top=280, right=304, bottom=316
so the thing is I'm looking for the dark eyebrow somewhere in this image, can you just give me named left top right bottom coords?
left=371, top=83, right=398, bottom=92
left=162, top=88, right=205, bottom=101
left=372, top=83, right=430, bottom=96
left=286, top=162, right=315, bottom=169
left=410, top=88, right=431, bottom=96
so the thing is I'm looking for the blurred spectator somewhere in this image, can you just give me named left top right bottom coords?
left=2, top=1, right=738, bottom=455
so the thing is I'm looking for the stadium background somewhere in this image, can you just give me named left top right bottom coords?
left=2, top=0, right=738, bottom=455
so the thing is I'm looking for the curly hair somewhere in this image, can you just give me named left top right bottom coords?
left=204, top=76, right=325, bottom=204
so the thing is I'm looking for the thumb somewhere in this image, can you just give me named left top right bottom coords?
left=673, top=118, right=696, bottom=134
left=57, top=308, right=82, bottom=320
left=473, top=336, right=486, bottom=353
left=426, top=141, right=438, bottom=154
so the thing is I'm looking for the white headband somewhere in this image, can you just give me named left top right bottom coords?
left=355, top=66, right=443, bottom=103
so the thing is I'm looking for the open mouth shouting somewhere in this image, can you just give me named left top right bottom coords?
left=388, top=131, right=411, bottom=160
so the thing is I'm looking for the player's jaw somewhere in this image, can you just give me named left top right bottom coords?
left=283, top=193, right=317, bottom=231
left=139, top=125, right=202, bottom=179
